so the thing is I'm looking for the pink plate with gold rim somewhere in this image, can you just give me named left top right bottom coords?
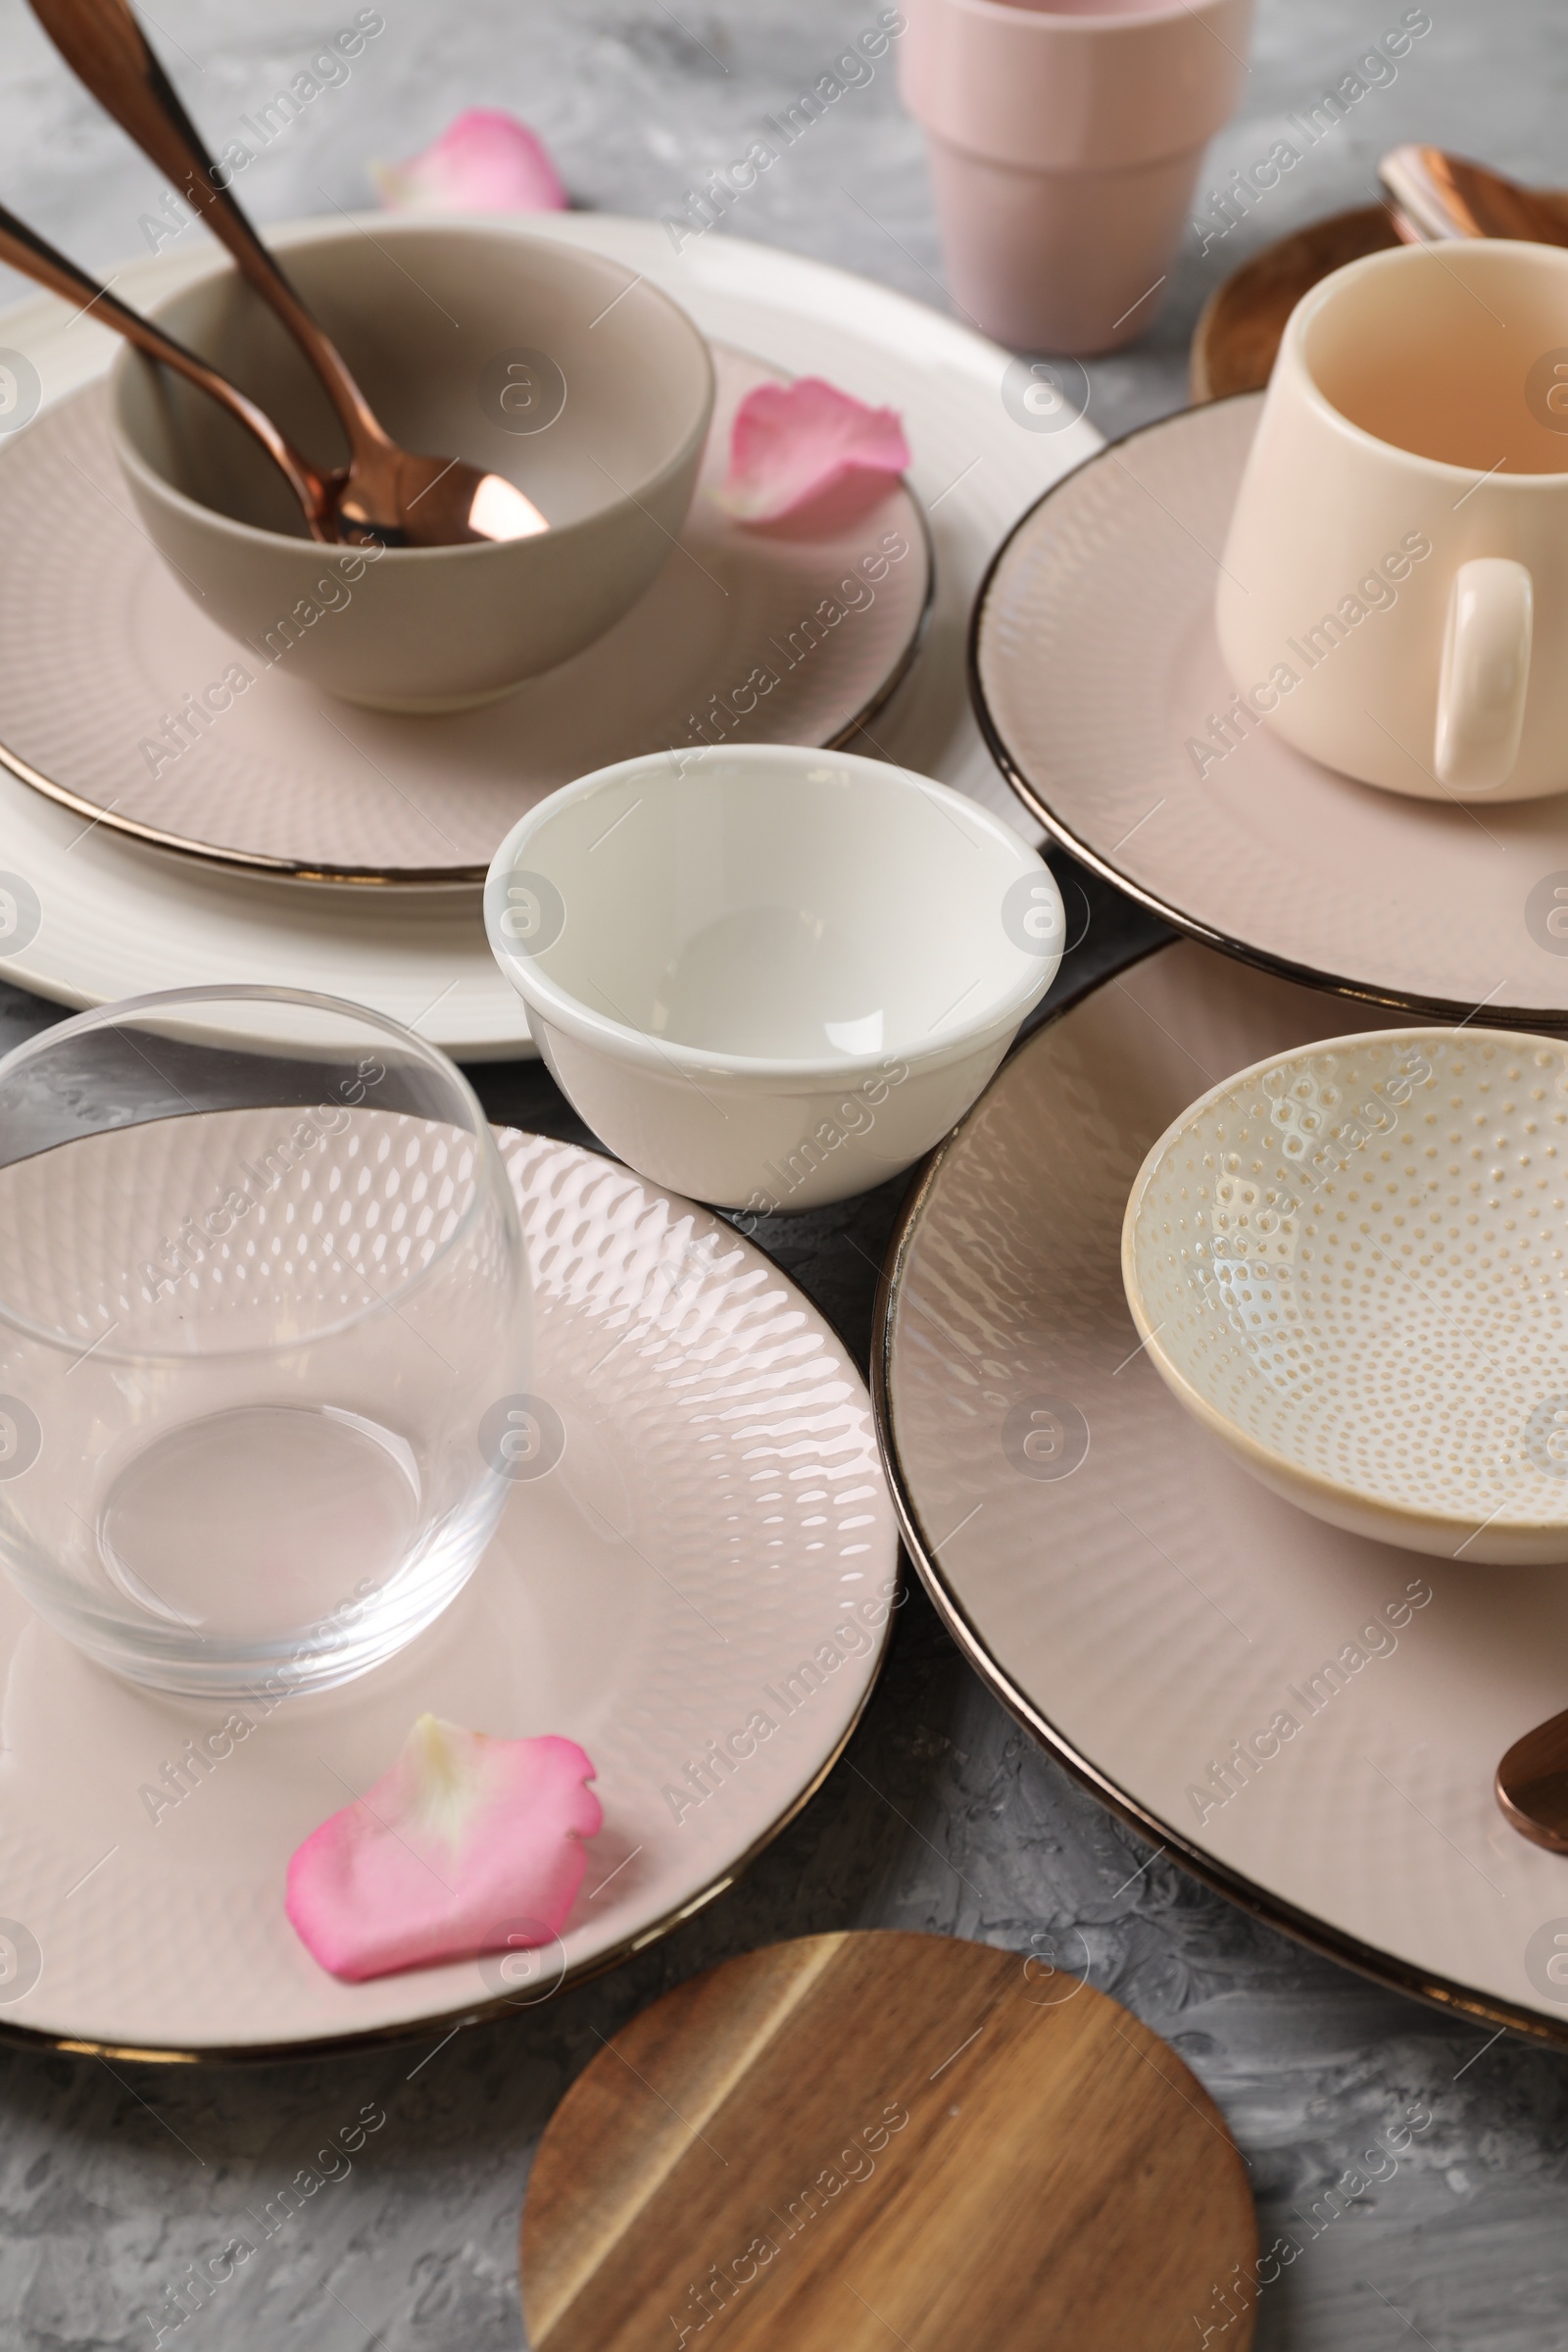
left=0, top=1130, right=897, bottom=2058
left=877, top=939, right=1568, bottom=2044
left=972, top=394, right=1568, bottom=1029
left=0, top=346, right=929, bottom=886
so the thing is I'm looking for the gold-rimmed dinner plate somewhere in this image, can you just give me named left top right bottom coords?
left=0, top=1130, right=897, bottom=2059
left=0, top=208, right=1102, bottom=1055
left=0, top=345, right=930, bottom=887
left=970, top=394, right=1568, bottom=1030
left=875, top=937, right=1568, bottom=2045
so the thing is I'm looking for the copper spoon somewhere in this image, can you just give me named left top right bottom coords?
left=1496, top=1709, right=1568, bottom=1853
left=28, top=0, right=548, bottom=547
left=1379, top=144, right=1568, bottom=248
left=0, top=198, right=341, bottom=539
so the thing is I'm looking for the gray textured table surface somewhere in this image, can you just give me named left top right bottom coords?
left=2, top=2, right=1567, bottom=2346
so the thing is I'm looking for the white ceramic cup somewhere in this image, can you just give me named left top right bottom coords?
left=1216, top=239, right=1568, bottom=803
left=483, top=743, right=1063, bottom=1212
left=900, top=0, right=1253, bottom=354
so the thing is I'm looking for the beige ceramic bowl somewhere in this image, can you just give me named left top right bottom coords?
left=109, top=220, right=714, bottom=711
left=1123, top=1026, right=1568, bottom=1565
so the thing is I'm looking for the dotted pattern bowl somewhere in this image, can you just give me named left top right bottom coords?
left=1122, top=1029, right=1568, bottom=1564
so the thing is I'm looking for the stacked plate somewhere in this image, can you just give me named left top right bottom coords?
left=0, top=208, right=1100, bottom=1058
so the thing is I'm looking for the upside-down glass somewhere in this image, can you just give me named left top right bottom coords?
left=0, top=988, right=527, bottom=1695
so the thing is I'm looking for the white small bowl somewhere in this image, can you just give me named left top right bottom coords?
left=484, top=744, right=1063, bottom=1210
left=1123, top=1027, right=1568, bottom=1565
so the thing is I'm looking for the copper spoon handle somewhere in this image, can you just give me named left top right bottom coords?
left=1379, top=144, right=1491, bottom=240
left=26, top=0, right=392, bottom=467
left=1379, top=143, right=1568, bottom=247
left=0, top=199, right=337, bottom=539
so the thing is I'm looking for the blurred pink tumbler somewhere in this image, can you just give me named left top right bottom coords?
left=900, top=0, right=1253, bottom=353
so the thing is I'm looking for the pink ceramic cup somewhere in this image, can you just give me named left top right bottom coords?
left=901, top=0, right=1253, bottom=353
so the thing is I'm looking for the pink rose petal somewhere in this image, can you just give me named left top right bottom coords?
left=718, top=377, right=910, bottom=523
left=286, top=1716, right=600, bottom=1982
left=371, top=108, right=567, bottom=214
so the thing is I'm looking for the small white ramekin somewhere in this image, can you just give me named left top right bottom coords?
left=484, top=743, right=1063, bottom=1210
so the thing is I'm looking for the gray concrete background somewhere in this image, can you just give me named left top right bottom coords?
left=1, top=1, right=1567, bottom=2345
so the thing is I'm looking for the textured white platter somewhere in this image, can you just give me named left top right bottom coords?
left=876, top=939, right=1568, bottom=2042
left=0, top=1131, right=898, bottom=2058
left=0, top=211, right=1096, bottom=1058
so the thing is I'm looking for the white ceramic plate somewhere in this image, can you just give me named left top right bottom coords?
left=0, top=1129, right=899, bottom=2058
left=876, top=939, right=1568, bottom=2043
left=972, top=394, right=1568, bottom=1029
left=0, top=212, right=1098, bottom=1058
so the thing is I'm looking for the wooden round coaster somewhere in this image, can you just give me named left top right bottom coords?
left=520, top=1931, right=1257, bottom=2350
left=1189, top=192, right=1568, bottom=402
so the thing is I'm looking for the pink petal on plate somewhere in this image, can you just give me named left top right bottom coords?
left=286, top=1716, right=601, bottom=1982
left=718, top=377, right=910, bottom=524
left=370, top=108, right=567, bottom=214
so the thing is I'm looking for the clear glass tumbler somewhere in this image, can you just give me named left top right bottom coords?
left=0, top=988, right=528, bottom=1696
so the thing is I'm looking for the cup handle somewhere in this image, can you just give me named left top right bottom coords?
left=1434, top=558, right=1533, bottom=794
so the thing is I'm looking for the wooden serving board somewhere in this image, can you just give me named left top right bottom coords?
left=520, top=1931, right=1257, bottom=2350
left=1189, top=192, right=1568, bottom=402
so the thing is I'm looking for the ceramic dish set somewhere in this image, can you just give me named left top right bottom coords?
left=0, top=211, right=1097, bottom=1051
left=875, top=946, right=1568, bottom=2052
left=7, top=172, right=1568, bottom=2060
left=903, top=225, right=1568, bottom=2045
left=0, top=196, right=1096, bottom=2059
